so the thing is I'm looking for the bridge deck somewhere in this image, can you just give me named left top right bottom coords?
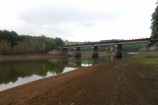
left=63, top=38, right=151, bottom=47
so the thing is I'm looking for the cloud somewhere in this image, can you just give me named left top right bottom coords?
left=0, top=0, right=155, bottom=41
left=17, top=4, right=124, bottom=39
left=19, top=4, right=122, bottom=26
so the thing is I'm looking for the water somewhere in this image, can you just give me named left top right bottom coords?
left=0, top=55, right=131, bottom=91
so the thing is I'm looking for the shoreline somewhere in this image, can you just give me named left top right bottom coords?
left=0, top=55, right=158, bottom=105
left=0, top=54, right=63, bottom=62
left=0, top=52, right=107, bottom=62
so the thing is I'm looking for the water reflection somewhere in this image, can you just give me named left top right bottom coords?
left=107, top=55, right=114, bottom=61
left=75, top=57, right=81, bottom=66
left=0, top=60, right=65, bottom=85
left=0, top=55, right=115, bottom=91
left=92, top=57, right=98, bottom=65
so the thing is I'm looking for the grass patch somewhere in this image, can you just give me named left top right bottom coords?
left=133, top=51, right=158, bottom=68
left=144, top=58, right=158, bottom=67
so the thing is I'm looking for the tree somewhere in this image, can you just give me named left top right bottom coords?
left=0, top=40, right=12, bottom=54
left=0, top=30, right=64, bottom=54
left=55, top=37, right=64, bottom=48
left=151, top=5, right=158, bottom=44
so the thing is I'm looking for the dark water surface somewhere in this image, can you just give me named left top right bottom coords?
left=0, top=54, right=131, bottom=91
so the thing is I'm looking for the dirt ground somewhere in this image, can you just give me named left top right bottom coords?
left=0, top=59, right=158, bottom=105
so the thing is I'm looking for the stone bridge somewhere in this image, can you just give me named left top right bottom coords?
left=61, top=38, right=153, bottom=58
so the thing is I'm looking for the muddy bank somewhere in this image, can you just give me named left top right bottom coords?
left=0, top=52, right=106, bottom=62
left=0, top=54, right=62, bottom=62
left=0, top=58, right=158, bottom=105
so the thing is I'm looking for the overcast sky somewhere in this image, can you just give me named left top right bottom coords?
left=0, top=0, right=157, bottom=41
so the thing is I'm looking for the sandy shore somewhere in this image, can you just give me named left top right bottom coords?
left=0, top=58, right=158, bottom=105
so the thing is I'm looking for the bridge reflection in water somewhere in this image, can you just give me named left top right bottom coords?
left=0, top=55, right=115, bottom=91
left=1, top=56, right=105, bottom=91
left=73, top=57, right=100, bottom=66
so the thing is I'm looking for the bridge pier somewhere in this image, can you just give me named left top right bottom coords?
left=111, top=46, right=115, bottom=52
left=61, top=47, right=68, bottom=56
left=75, top=57, right=81, bottom=66
left=106, top=45, right=115, bottom=52
left=115, top=44, right=122, bottom=59
left=75, top=46, right=81, bottom=57
left=92, top=45, right=99, bottom=57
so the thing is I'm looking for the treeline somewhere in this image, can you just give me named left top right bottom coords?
left=151, top=5, right=158, bottom=45
left=122, top=43, right=148, bottom=52
left=0, top=30, right=64, bottom=55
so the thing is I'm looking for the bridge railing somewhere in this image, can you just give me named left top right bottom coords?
left=63, top=38, right=151, bottom=47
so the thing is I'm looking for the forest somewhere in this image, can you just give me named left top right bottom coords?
left=0, top=30, right=64, bottom=55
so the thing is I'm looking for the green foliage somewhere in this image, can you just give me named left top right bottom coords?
left=0, top=40, right=11, bottom=54
left=134, top=51, right=158, bottom=68
left=64, top=41, right=82, bottom=45
left=13, top=39, right=45, bottom=54
left=0, top=30, right=19, bottom=46
left=81, top=46, right=91, bottom=51
left=144, top=59, right=158, bottom=67
left=122, top=43, right=148, bottom=52
left=151, top=5, right=158, bottom=44
left=0, top=30, right=64, bottom=54
left=55, top=37, right=64, bottom=48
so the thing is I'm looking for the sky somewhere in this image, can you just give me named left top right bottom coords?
left=0, top=0, right=157, bottom=41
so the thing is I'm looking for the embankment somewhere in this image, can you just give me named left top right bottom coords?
left=0, top=54, right=61, bottom=62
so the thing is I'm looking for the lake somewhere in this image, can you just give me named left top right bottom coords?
left=0, top=54, right=131, bottom=91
